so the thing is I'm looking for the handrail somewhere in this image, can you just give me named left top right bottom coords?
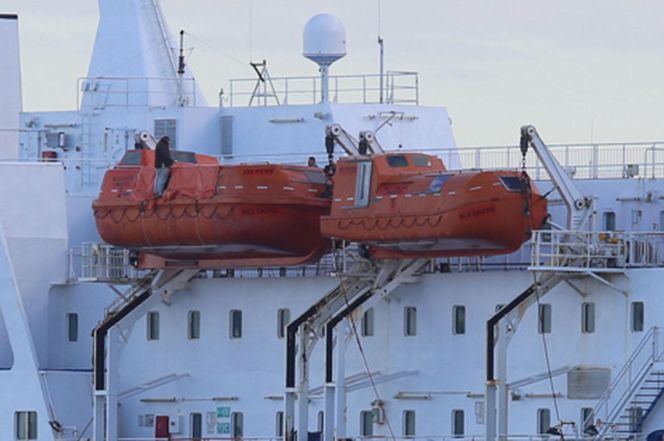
left=585, top=326, right=663, bottom=438
left=228, top=71, right=419, bottom=106
left=531, top=230, right=664, bottom=270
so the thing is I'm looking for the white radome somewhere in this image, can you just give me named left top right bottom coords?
left=303, top=13, right=347, bottom=66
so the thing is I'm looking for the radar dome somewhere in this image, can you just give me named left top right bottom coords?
left=303, top=14, right=347, bottom=66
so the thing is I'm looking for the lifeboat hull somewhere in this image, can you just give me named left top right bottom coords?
left=320, top=152, right=547, bottom=259
left=93, top=152, right=331, bottom=269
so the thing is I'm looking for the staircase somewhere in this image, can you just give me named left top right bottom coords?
left=612, top=370, right=664, bottom=435
left=587, top=327, right=664, bottom=440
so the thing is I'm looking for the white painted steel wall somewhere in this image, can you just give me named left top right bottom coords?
left=0, top=15, right=21, bottom=160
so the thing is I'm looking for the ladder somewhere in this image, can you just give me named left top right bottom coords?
left=587, top=327, right=664, bottom=440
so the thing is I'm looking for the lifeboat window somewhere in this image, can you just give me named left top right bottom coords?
left=631, top=302, right=644, bottom=332
left=355, top=161, right=373, bottom=208
left=362, top=308, right=375, bottom=337
left=119, top=150, right=143, bottom=166
left=387, top=155, right=409, bottom=167
left=360, top=410, right=374, bottom=436
left=453, top=306, right=465, bottom=335
left=404, top=307, right=417, bottom=336
left=538, top=304, right=552, bottom=334
left=411, top=155, right=432, bottom=167
left=15, top=411, right=37, bottom=440
left=303, top=170, right=327, bottom=184
left=147, top=311, right=159, bottom=341
left=171, top=150, right=197, bottom=164
left=66, top=313, right=78, bottom=342
left=230, top=310, right=243, bottom=339
left=188, top=310, right=201, bottom=340
left=581, top=302, right=595, bottom=334
left=499, top=176, right=525, bottom=192
left=403, top=410, right=416, bottom=436
left=452, top=409, right=464, bottom=436
left=277, top=308, right=290, bottom=339
left=537, top=408, right=551, bottom=433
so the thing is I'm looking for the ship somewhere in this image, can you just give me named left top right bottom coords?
left=2, top=2, right=664, bottom=441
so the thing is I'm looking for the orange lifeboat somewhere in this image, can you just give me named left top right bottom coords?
left=320, top=152, right=547, bottom=259
left=92, top=149, right=331, bottom=268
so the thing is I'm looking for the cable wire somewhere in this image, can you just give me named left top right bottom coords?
left=341, top=287, right=397, bottom=441
left=184, top=31, right=249, bottom=68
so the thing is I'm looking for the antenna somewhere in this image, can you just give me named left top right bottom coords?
left=176, top=29, right=187, bottom=107
left=303, top=14, right=347, bottom=103
left=377, top=0, right=384, bottom=104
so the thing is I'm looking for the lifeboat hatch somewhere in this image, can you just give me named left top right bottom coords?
left=354, top=160, right=372, bottom=208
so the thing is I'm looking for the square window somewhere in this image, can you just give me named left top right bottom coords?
left=581, top=408, right=594, bottom=432
left=360, top=410, right=374, bottom=436
left=231, top=412, right=243, bottom=437
left=537, top=408, right=551, bottom=434
left=452, top=409, right=464, bottom=436
left=15, top=411, right=37, bottom=440
left=147, top=311, right=159, bottom=340
left=67, top=313, right=78, bottom=342
left=362, top=308, right=375, bottom=337
left=404, top=307, right=417, bottom=336
left=276, top=412, right=284, bottom=437
left=538, top=304, right=552, bottom=334
left=631, top=302, right=644, bottom=332
left=277, top=308, right=290, bottom=339
left=582, top=302, right=596, bottom=334
left=188, top=310, right=201, bottom=340
left=403, top=410, right=415, bottom=436
left=603, top=211, right=616, bottom=231
left=230, top=310, right=242, bottom=339
left=453, top=305, right=465, bottom=335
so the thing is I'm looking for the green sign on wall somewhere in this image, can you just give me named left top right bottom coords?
left=217, top=422, right=230, bottom=434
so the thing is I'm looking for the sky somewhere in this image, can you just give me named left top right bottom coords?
left=5, top=0, right=664, bottom=146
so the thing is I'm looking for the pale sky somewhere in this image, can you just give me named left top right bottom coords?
left=5, top=0, right=664, bottom=146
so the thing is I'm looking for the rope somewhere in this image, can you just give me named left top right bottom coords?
left=341, top=288, right=397, bottom=441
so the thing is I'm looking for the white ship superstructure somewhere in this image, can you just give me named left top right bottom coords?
left=2, top=2, right=664, bottom=441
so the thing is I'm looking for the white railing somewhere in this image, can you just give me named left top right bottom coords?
left=440, top=141, right=664, bottom=179
left=228, top=71, right=418, bottom=107
left=77, top=76, right=198, bottom=110
left=213, top=141, right=664, bottom=180
left=586, top=326, right=664, bottom=439
left=531, top=230, right=664, bottom=270
left=69, top=242, right=144, bottom=283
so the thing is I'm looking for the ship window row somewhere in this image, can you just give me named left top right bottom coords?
left=360, top=409, right=463, bottom=437
left=143, top=300, right=645, bottom=342
left=146, top=308, right=294, bottom=341
left=15, top=411, right=37, bottom=440
left=539, top=408, right=599, bottom=434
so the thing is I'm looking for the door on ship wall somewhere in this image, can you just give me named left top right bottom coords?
left=155, top=415, right=170, bottom=438
left=191, top=412, right=203, bottom=440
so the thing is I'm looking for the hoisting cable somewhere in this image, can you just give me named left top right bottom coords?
left=533, top=272, right=564, bottom=437
left=342, top=289, right=397, bottom=441
left=183, top=31, right=250, bottom=68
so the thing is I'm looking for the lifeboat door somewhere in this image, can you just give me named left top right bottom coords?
left=354, top=161, right=372, bottom=208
